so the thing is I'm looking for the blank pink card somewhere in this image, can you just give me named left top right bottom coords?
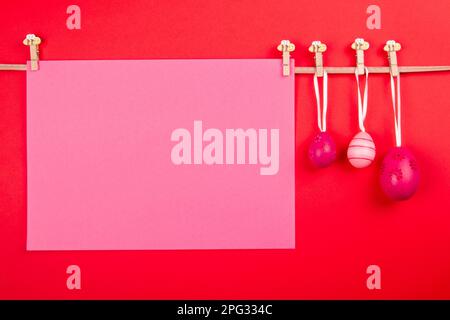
left=26, top=59, right=295, bottom=250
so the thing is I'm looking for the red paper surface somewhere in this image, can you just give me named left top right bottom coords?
left=1, top=0, right=450, bottom=299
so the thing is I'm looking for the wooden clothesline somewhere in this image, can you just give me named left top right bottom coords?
left=1, top=36, right=450, bottom=76
left=2, top=64, right=450, bottom=74
left=295, top=66, right=450, bottom=74
left=0, top=64, right=27, bottom=71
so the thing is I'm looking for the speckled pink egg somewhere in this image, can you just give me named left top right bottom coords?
left=347, top=131, right=376, bottom=168
left=308, top=132, right=337, bottom=168
left=380, top=147, right=420, bottom=200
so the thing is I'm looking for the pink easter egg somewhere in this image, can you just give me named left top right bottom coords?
left=380, top=147, right=420, bottom=201
left=308, top=131, right=337, bottom=168
left=347, top=131, right=376, bottom=168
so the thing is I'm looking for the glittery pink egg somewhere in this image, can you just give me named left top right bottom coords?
left=347, top=131, right=376, bottom=168
left=308, top=132, right=337, bottom=168
left=380, top=147, right=420, bottom=200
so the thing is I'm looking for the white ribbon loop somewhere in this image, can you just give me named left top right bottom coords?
left=313, top=71, right=328, bottom=132
left=390, top=73, right=402, bottom=147
left=355, top=67, right=369, bottom=132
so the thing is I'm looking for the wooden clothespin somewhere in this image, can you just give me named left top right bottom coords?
left=351, top=38, right=369, bottom=75
left=384, top=40, right=402, bottom=77
left=308, top=41, right=327, bottom=77
left=23, top=34, right=41, bottom=71
left=277, top=40, right=295, bottom=76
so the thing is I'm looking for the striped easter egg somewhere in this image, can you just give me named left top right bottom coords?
left=347, top=131, right=376, bottom=168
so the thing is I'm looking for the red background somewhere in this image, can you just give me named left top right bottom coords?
left=1, top=0, right=450, bottom=299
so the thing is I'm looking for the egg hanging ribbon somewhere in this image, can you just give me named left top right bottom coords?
left=380, top=72, right=420, bottom=200
left=308, top=70, right=337, bottom=168
left=347, top=67, right=376, bottom=168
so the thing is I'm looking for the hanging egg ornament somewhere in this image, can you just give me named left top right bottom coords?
left=308, top=131, right=337, bottom=168
left=380, top=147, right=420, bottom=200
left=308, top=42, right=335, bottom=168
left=347, top=131, right=376, bottom=168
left=380, top=40, right=420, bottom=201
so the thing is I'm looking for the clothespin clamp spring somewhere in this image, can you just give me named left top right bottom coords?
left=309, top=41, right=327, bottom=77
left=352, top=38, right=370, bottom=75
left=23, top=34, right=41, bottom=71
left=384, top=40, right=402, bottom=77
left=277, top=40, right=295, bottom=77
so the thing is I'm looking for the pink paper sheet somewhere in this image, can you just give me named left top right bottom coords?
left=26, top=59, right=295, bottom=250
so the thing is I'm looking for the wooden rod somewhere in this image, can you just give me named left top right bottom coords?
left=1, top=63, right=450, bottom=74
left=295, top=66, right=450, bottom=74
left=0, top=64, right=27, bottom=71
